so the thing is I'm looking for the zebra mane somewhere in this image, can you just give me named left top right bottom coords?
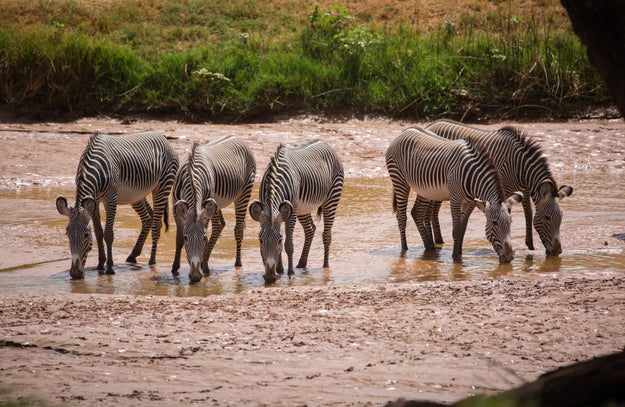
left=75, top=134, right=102, bottom=206
left=263, top=144, right=287, bottom=216
left=188, top=142, right=203, bottom=213
left=463, top=138, right=506, bottom=199
left=500, top=126, right=555, bottom=182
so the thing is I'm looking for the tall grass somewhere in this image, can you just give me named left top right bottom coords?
left=0, top=1, right=610, bottom=121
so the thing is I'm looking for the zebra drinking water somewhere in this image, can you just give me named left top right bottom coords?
left=171, top=136, right=256, bottom=283
left=249, top=140, right=344, bottom=283
left=56, top=132, right=179, bottom=279
left=385, top=127, right=522, bottom=263
left=426, top=119, right=573, bottom=255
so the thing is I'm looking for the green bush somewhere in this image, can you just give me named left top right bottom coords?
left=0, top=3, right=610, bottom=121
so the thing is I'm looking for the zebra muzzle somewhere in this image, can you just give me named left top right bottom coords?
left=188, top=256, right=203, bottom=283
left=498, top=241, right=514, bottom=263
left=69, top=258, right=85, bottom=279
left=547, top=239, right=562, bottom=256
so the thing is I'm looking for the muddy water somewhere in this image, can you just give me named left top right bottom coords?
left=0, top=172, right=623, bottom=297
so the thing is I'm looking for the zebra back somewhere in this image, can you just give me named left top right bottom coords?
left=386, top=127, right=505, bottom=204
left=426, top=119, right=555, bottom=203
left=74, top=131, right=178, bottom=207
left=259, top=140, right=344, bottom=218
left=174, top=136, right=256, bottom=214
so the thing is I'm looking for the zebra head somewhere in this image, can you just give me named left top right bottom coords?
left=249, top=200, right=292, bottom=283
left=534, top=180, right=574, bottom=256
left=475, top=192, right=523, bottom=263
left=56, top=196, right=95, bottom=279
left=174, top=198, right=217, bottom=283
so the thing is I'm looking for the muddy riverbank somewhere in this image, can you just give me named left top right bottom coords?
left=1, top=117, right=624, bottom=406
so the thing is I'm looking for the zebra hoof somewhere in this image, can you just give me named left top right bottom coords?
left=106, top=269, right=115, bottom=275
left=126, top=255, right=137, bottom=264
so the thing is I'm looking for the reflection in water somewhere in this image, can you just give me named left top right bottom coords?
left=1, top=173, right=624, bottom=297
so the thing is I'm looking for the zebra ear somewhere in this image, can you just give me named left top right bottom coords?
left=249, top=200, right=264, bottom=223
left=56, top=196, right=71, bottom=216
left=174, top=200, right=190, bottom=221
left=278, top=201, right=293, bottom=222
left=474, top=199, right=489, bottom=213
left=558, top=185, right=573, bottom=199
left=201, top=198, right=217, bottom=221
left=82, top=198, right=97, bottom=219
left=539, top=179, right=556, bottom=203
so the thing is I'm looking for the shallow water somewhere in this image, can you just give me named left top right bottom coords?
left=0, top=173, right=623, bottom=297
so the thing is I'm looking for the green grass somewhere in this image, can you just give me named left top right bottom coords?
left=0, top=0, right=611, bottom=121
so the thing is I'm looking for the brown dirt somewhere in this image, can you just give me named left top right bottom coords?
left=1, top=117, right=625, bottom=406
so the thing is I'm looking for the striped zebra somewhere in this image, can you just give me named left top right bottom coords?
left=426, top=119, right=573, bottom=255
left=56, top=132, right=179, bottom=279
left=249, top=140, right=344, bottom=283
left=385, top=127, right=522, bottom=263
left=171, top=136, right=256, bottom=283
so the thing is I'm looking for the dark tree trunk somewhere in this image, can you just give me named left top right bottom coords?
left=560, top=0, right=625, bottom=117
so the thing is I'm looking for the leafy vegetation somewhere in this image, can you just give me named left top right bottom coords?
left=0, top=0, right=611, bottom=121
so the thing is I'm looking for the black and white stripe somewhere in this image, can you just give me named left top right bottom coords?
left=385, top=127, right=522, bottom=263
left=56, top=131, right=179, bottom=278
left=171, top=136, right=256, bottom=283
left=249, top=140, right=344, bottom=283
left=426, top=119, right=573, bottom=255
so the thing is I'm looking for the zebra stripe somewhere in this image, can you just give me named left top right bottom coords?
left=385, top=127, right=522, bottom=263
left=172, top=136, right=256, bottom=283
left=249, top=140, right=344, bottom=283
left=56, top=131, right=179, bottom=279
left=426, top=119, right=573, bottom=255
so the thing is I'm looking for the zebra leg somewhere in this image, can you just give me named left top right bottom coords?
left=171, top=208, right=185, bottom=275
left=91, top=205, right=107, bottom=272
left=321, top=204, right=339, bottom=269
left=429, top=201, right=445, bottom=245
left=522, top=194, right=535, bottom=250
left=203, top=211, right=225, bottom=275
left=296, top=214, right=316, bottom=269
left=233, top=189, right=252, bottom=267
left=284, top=216, right=296, bottom=276
left=387, top=167, right=411, bottom=252
left=126, top=198, right=153, bottom=264
left=148, top=187, right=170, bottom=265
left=411, top=196, right=436, bottom=251
left=103, top=201, right=118, bottom=274
left=450, top=200, right=475, bottom=262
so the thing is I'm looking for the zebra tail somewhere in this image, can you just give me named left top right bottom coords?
left=316, top=206, right=323, bottom=220
left=164, top=199, right=170, bottom=232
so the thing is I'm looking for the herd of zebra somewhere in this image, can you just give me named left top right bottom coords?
left=55, top=119, right=573, bottom=284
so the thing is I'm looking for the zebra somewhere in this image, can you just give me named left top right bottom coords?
left=56, top=131, right=179, bottom=279
left=171, top=136, right=256, bottom=283
left=385, top=127, right=523, bottom=263
left=249, top=140, right=344, bottom=283
left=425, top=119, right=573, bottom=255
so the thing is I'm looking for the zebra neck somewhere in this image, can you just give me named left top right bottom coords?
left=263, top=147, right=296, bottom=218
left=524, top=161, right=556, bottom=204
left=461, top=151, right=504, bottom=204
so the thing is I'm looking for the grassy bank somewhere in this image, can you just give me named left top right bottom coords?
left=0, top=0, right=611, bottom=122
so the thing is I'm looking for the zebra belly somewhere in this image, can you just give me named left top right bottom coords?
left=297, top=199, right=324, bottom=216
left=213, top=194, right=234, bottom=210
left=409, top=182, right=450, bottom=202
left=117, top=182, right=156, bottom=205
